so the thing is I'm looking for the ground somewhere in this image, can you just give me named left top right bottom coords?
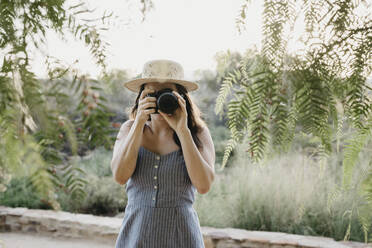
left=0, top=232, right=115, bottom=248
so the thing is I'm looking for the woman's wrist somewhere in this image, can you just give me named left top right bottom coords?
left=176, top=126, right=191, bottom=136
left=133, top=117, right=146, bottom=130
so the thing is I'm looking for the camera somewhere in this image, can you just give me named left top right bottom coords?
left=146, top=88, right=180, bottom=115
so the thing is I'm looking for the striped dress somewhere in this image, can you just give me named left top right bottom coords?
left=115, top=146, right=205, bottom=248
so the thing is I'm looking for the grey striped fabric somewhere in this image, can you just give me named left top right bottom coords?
left=115, top=146, right=205, bottom=248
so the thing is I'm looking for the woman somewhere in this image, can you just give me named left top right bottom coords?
left=111, top=59, right=215, bottom=248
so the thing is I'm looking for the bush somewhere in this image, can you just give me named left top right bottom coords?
left=0, top=177, right=51, bottom=210
left=76, top=146, right=114, bottom=177
left=57, top=174, right=127, bottom=216
left=1, top=147, right=127, bottom=217
left=194, top=142, right=371, bottom=242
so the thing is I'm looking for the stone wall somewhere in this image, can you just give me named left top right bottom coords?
left=0, top=206, right=370, bottom=248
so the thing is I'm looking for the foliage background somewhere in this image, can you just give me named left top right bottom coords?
left=0, top=0, right=371, bottom=244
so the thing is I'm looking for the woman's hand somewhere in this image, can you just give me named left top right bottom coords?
left=135, top=88, right=157, bottom=125
left=159, top=91, right=188, bottom=133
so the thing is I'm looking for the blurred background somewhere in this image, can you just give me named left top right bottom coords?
left=0, top=0, right=371, bottom=243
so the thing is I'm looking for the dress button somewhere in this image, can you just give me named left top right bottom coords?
left=154, top=165, right=158, bottom=169
left=154, top=176, right=157, bottom=180
left=156, top=156, right=160, bottom=160
left=154, top=185, right=157, bottom=189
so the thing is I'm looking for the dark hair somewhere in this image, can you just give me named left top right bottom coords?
left=129, top=83, right=206, bottom=151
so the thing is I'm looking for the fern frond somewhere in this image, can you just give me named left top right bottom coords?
left=0, top=110, right=61, bottom=210
left=220, top=138, right=239, bottom=170
left=360, top=164, right=372, bottom=207
left=327, top=183, right=342, bottom=214
left=215, top=69, right=241, bottom=117
left=58, top=116, right=78, bottom=155
left=344, top=37, right=371, bottom=130
left=60, top=159, right=87, bottom=199
left=336, top=108, right=345, bottom=153
left=343, top=128, right=372, bottom=189
left=235, top=1, right=252, bottom=34
left=357, top=203, right=372, bottom=243
left=262, top=0, right=293, bottom=69
left=271, top=95, right=290, bottom=149
left=344, top=220, right=352, bottom=241
left=293, top=68, right=333, bottom=154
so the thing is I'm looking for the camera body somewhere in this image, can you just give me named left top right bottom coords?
left=146, top=88, right=180, bottom=115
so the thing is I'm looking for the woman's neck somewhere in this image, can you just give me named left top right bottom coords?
left=148, top=116, right=173, bottom=137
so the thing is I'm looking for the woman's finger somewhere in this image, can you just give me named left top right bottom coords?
left=172, top=91, right=180, bottom=98
left=142, top=102, right=156, bottom=109
left=173, top=91, right=186, bottom=104
left=178, top=98, right=186, bottom=112
left=145, top=108, right=156, bottom=114
left=140, top=88, right=155, bottom=100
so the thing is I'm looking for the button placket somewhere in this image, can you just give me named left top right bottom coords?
left=152, top=155, right=160, bottom=202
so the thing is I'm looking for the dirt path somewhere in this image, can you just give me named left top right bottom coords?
left=0, top=232, right=115, bottom=248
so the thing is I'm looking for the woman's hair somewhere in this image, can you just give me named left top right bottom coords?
left=129, top=83, right=206, bottom=150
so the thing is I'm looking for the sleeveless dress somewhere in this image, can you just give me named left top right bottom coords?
left=114, top=146, right=205, bottom=248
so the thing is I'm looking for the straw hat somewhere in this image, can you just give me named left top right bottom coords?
left=123, top=59, right=199, bottom=92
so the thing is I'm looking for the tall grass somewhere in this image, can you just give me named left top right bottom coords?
left=194, top=142, right=371, bottom=242
left=2, top=141, right=370, bottom=241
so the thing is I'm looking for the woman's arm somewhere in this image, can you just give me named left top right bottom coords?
left=110, top=119, right=146, bottom=185
left=176, top=125, right=215, bottom=194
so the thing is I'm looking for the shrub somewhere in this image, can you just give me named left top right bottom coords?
left=57, top=174, right=127, bottom=216
left=194, top=142, right=371, bottom=242
left=0, top=177, right=51, bottom=210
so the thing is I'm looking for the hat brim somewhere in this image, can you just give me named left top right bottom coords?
left=123, top=78, right=199, bottom=92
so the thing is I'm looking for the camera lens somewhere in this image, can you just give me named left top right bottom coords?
left=158, top=92, right=179, bottom=114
